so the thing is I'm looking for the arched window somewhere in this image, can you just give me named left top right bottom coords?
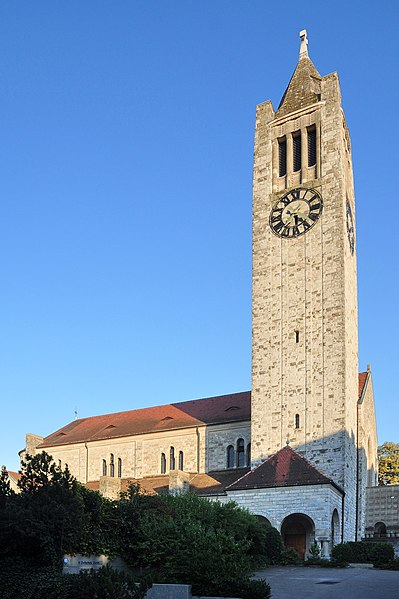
left=295, top=414, right=300, bottom=429
left=117, top=458, right=122, bottom=478
left=246, top=443, right=251, bottom=467
left=161, top=452, right=166, bottom=474
left=237, top=438, right=245, bottom=467
left=178, top=450, right=184, bottom=471
left=227, top=445, right=235, bottom=468
left=102, top=459, right=107, bottom=477
left=109, top=454, right=115, bottom=477
left=170, top=446, right=175, bottom=470
left=58, top=459, right=62, bottom=468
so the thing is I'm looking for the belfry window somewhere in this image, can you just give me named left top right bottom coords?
left=170, top=446, right=175, bottom=470
left=161, top=452, right=166, bottom=474
left=307, top=126, right=316, bottom=167
left=293, top=131, right=301, bottom=172
left=278, top=136, right=287, bottom=177
left=109, top=454, right=115, bottom=477
left=102, top=460, right=107, bottom=476
left=117, top=457, right=122, bottom=478
left=237, top=438, right=245, bottom=467
left=227, top=445, right=235, bottom=468
left=179, top=450, right=184, bottom=471
left=295, top=414, right=300, bottom=429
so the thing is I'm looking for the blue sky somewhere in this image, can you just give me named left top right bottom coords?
left=1, top=1, right=398, bottom=471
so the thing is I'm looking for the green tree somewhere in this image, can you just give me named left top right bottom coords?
left=116, top=486, right=271, bottom=597
left=0, top=467, right=14, bottom=507
left=378, top=442, right=399, bottom=485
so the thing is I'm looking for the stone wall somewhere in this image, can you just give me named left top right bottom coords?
left=357, top=370, right=378, bottom=538
left=365, top=485, right=399, bottom=537
left=250, top=65, right=360, bottom=541
left=34, top=420, right=250, bottom=484
left=224, top=483, right=343, bottom=557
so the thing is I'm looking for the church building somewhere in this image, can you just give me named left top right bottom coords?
left=21, top=31, right=378, bottom=559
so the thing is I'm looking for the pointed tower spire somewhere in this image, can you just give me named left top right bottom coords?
left=276, top=29, right=321, bottom=117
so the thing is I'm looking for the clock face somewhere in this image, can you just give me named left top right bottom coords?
left=269, top=187, right=323, bottom=238
left=346, top=200, right=355, bottom=255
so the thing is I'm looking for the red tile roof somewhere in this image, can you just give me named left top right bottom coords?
left=7, top=471, right=21, bottom=481
left=40, top=391, right=251, bottom=448
left=40, top=373, right=368, bottom=448
left=226, top=446, right=344, bottom=494
left=86, top=469, right=249, bottom=497
left=190, top=469, right=250, bottom=496
left=358, top=371, right=369, bottom=400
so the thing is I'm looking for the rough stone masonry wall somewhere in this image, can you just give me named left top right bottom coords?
left=36, top=420, right=251, bottom=484
left=357, top=373, right=378, bottom=538
left=366, top=485, right=399, bottom=532
left=225, top=484, right=343, bottom=556
left=205, top=422, right=251, bottom=471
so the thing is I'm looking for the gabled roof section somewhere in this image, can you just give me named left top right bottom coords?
left=39, top=372, right=366, bottom=447
left=226, top=445, right=343, bottom=494
left=358, top=370, right=370, bottom=403
left=39, top=391, right=251, bottom=447
left=276, top=30, right=322, bottom=118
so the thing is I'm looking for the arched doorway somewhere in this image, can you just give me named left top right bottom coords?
left=331, top=509, right=340, bottom=548
left=256, top=515, right=271, bottom=527
left=374, top=522, right=387, bottom=539
left=281, top=513, right=315, bottom=560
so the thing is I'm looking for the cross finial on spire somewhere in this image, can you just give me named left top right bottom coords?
left=299, top=29, right=308, bottom=59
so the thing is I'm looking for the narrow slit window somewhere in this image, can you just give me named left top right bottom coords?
left=102, top=460, right=107, bottom=476
left=227, top=445, right=235, bottom=468
left=295, top=414, right=300, bottom=429
left=109, top=454, right=115, bottom=477
left=308, top=126, right=316, bottom=167
left=295, top=330, right=300, bottom=343
left=293, top=131, right=301, bottom=172
left=178, top=450, right=184, bottom=471
left=161, top=452, right=166, bottom=474
left=278, top=137, right=287, bottom=177
left=117, top=458, right=122, bottom=478
left=170, top=446, right=175, bottom=470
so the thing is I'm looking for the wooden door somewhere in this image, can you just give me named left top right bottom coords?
left=284, top=533, right=306, bottom=560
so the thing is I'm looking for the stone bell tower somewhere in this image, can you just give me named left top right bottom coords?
left=251, top=31, right=359, bottom=539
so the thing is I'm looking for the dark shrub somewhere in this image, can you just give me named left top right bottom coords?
left=240, top=578, right=271, bottom=599
left=0, top=560, right=149, bottom=599
left=370, top=542, right=395, bottom=567
left=279, top=547, right=301, bottom=565
left=374, top=558, right=399, bottom=570
left=332, top=541, right=394, bottom=565
left=263, top=525, right=283, bottom=564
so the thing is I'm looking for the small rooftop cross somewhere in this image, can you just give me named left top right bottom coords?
left=299, top=29, right=308, bottom=59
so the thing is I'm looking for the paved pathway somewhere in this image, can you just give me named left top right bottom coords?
left=254, top=565, right=399, bottom=598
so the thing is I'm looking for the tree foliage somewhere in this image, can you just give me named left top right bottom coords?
left=0, top=452, right=118, bottom=565
left=0, top=453, right=272, bottom=598
left=116, top=485, right=271, bottom=597
left=378, top=441, right=399, bottom=485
